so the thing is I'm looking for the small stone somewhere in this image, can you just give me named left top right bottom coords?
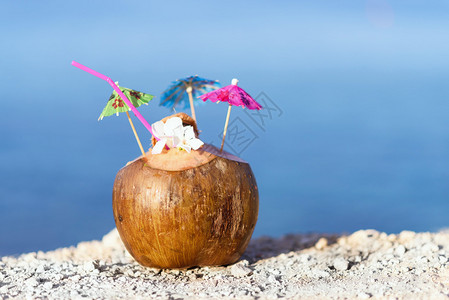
left=333, top=258, right=349, bottom=271
left=267, top=274, right=277, bottom=283
left=230, top=264, right=252, bottom=277
left=312, top=270, right=330, bottom=278
left=53, top=265, right=62, bottom=273
left=422, top=243, right=439, bottom=253
left=83, top=261, right=96, bottom=272
left=22, top=253, right=37, bottom=263
left=387, top=234, right=397, bottom=242
left=398, top=231, right=416, bottom=243
left=299, top=254, right=311, bottom=263
left=395, top=245, right=406, bottom=256
left=278, top=253, right=287, bottom=260
left=43, top=282, right=53, bottom=290
left=169, top=269, right=180, bottom=276
left=358, top=292, right=372, bottom=299
left=35, top=265, right=46, bottom=273
left=25, top=277, right=39, bottom=287
left=53, top=273, right=64, bottom=281
left=315, top=238, right=328, bottom=250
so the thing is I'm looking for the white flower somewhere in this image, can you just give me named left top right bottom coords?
left=151, top=117, right=204, bottom=154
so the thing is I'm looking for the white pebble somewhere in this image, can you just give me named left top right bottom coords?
left=395, top=245, right=406, bottom=256
left=53, top=273, right=64, bottom=281
left=358, top=292, right=371, bottom=299
left=315, top=238, right=328, bottom=250
left=83, top=261, right=96, bottom=272
left=43, top=282, right=53, bottom=290
left=22, top=253, right=36, bottom=263
left=333, top=258, right=349, bottom=271
left=25, top=277, right=39, bottom=287
left=422, top=243, right=439, bottom=253
left=230, top=264, right=252, bottom=277
left=35, top=265, right=46, bottom=273
left=312, top=270, right=330, bottom=278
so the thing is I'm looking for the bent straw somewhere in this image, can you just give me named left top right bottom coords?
left=72, top=61, right=159, bottom=141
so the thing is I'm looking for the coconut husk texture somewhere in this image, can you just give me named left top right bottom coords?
left=112, top=114, right=259, bottom=269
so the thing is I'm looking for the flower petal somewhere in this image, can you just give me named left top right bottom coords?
left=188, top=138, right=204, bottom=150
left=165, top=137, right=174, bottom=149
left=173, top=125, right=184, bottom=139
left=152, top=138, right=167, bottom=154
left=164, top=117, right=183, bottom=135
left=172, top=136, right=182, bottom=148
left=184, top=126, right=195, bottom=140
left=152, top=121, right=165, bottom=138
left=179, top=144, right=191, bottom=153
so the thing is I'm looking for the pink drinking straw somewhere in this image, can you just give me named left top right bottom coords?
left=71, top=61, right=159, bottom=141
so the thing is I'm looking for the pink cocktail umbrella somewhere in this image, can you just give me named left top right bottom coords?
left=199, top=78, right=262, bottom=152
left=72, top=61, right=160, bottom=149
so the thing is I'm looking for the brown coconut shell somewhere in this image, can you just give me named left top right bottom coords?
left=112, top=143, right=259, bottom=269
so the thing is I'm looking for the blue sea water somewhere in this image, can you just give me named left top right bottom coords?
left=1, top=1, right=449, bottom=255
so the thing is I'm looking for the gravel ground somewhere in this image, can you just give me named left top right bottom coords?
left=1, top=229, right=449, bottom=299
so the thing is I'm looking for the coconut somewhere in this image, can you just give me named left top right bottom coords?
left=112, top=114, right=259, bottom=268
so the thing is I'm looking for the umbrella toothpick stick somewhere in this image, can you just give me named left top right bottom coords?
left=186, top=86, right=197, bottom=123
left=126, top=111, right=146, bottom=157
left=220, top=104, right=232, bottom=152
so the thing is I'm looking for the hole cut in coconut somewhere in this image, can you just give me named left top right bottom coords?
left=151, top=112, right=199, bottom=148
left=143, top=113, right=246, bottom=171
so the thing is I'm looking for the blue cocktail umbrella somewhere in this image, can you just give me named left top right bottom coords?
left=160, top=75, right=220, bottom=122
